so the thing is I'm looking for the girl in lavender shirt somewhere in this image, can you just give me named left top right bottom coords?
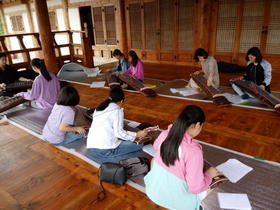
left=16, top=58, right=60, bottom=109
left=120, top=51, right=144, bottom=88
left=43, top=86, right=87, bottom=145
left=144, top=105, right=220, bottom=210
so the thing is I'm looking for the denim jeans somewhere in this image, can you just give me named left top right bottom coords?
left=52, top=132, right=85, bottom=146
left=90, top=140, right=143, bottom=157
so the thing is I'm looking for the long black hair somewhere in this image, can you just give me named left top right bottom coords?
left=193, top=48, right=209, bottom=61
left=160, top=105, right=205, bottom=166
left=96, top=88, right=125, bottom=111
left=245, top=47, right=263, bottom=63
left=31, top=58, right=52, bottom=81
left=128, top=50, right=139, bottom=67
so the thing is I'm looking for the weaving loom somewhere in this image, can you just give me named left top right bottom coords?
left=118, top=74, right=157, bottom=97
left=232, top=79, right=280, bottom=114
left=191, top=74, right=231, bottom=107
left=0, top=96, right=27, bottom=113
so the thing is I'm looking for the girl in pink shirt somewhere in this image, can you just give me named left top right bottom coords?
left=121, top=50, right=144, bottom=81
left=144, top=105, right=219, bottom=210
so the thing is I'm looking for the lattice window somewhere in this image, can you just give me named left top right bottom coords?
left=160, top=0, right=174, bottom=51
left=48, top=12, right=58, bottom=31
left=10, top=15, right=24, bottom=31
left=265, top=0, right=280, bottom=54
left=144, top=1, right=157, bottom=50
left=178, top=0, right=194, bottom=51
left=104, top=6, right=116, bottom=45
left=239, top=0, right=265, bottom=53
left=93, top=7, right=105, bottom=45
left=129, top=3, right=142, bottom=49
left=215, top=0, right=238, bottom=52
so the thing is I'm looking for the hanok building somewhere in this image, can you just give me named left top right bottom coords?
left=0, top=0, right=280, bottom=209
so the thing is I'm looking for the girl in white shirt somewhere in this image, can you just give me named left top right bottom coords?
left=87, top=88, right=147, bottom=157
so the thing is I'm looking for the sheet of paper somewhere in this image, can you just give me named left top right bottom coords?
left=83, top=67, right=101, bottom=77
left=170, top=88, right=179, bottom=93
left=218, top=193, right=252, bottom=210
left=143, top=144, right=156, bottom=157
left=127, top=121, right=141, bottom=128
left=216, top=159, right=253, bottom=183
left=179, top=89, right=199, bottom=96
left=224, top=93, right=250, bottom=105
left=87, top=72, right=98, bottom=77
left=90, top=81, right=106, bottom=88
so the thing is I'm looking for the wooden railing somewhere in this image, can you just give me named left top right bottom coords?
left=0, top=28, right=93, bottom=70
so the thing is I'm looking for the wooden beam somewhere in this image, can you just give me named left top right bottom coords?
left=34, top=0, right=58, bottom=74
left=61, top=0, right=70, bottom=30
left=197, top=0, right=211, bottom=50
left=118, top=0, right=128, bottom=55
left=0, top=7, right=12, bottom=55
left=81, top=22, right=94, bottom=67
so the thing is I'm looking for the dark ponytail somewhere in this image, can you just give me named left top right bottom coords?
left=160, top=105, right=205, bottom=166
left=31, top=58, right=52, bottom=81
left=96, top=88, right=125, bottom=111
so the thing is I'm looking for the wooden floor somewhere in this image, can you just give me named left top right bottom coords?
left=1, top=62, right=280, bottom=209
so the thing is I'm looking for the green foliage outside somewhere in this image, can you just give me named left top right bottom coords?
left=0, top=16, right=4, bottom=35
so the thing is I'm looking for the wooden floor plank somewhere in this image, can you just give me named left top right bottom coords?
left=26, top=173, right=88, bottom=209
left=30, top=142, right=166, bottom=210
left=39, top=178, right=96, bottom=210
left=0, top=186, right=27, bottom=210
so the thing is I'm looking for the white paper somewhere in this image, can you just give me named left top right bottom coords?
left=127, top=121, right=141, bottom=128
left=143, top=144, right=156, bottom=157
left=179, top=89, right=199, bottom=96
left=90, top=81, right=106, bottom=88
left=170, top=88, right=179, bottom=93
left=87, top=72, right=98, bottom=77
left=224, top=93, right=249, bottom=104
left=216, top=159, right=253, bottom=183
left=83, top=67, right=101, bottom=77
left=218, top=193, right=252, bottom=210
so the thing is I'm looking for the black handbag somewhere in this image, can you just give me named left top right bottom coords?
left=97, top=162, right=127, bottom=201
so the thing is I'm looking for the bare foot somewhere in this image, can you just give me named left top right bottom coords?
left=121, top=83, right=128, bottom=89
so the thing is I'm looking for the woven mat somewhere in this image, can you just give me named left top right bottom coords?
left=1, top=106, right=280, bottom=209
left=57, top=67, right=280, bottom=112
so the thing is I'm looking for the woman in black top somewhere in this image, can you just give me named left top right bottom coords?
left=0, top=52, right=32, bottom=96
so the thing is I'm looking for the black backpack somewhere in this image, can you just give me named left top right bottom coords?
left=97, top=157, right=150, bottom=201
left=120, top=157, right=150, bottom=177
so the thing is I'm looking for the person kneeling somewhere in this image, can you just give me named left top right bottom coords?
left=87, top=88, right=147, bottom=157
left=43, top=86, right=87, bottom=145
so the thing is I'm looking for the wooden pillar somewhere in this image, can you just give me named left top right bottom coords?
left=118, top=0, right=128, bottom=55
left=34, top=0, right=58, bottom=74
left=208, top=0, right=218, bottom=56
left=193, top=0, right=212, bottom=51
left=0, top=8, right=12, bottom=53
left=25, top=2, right=40, bottom=60
left=62, top=0, right=70, bottom=30
left=81, top=23, right=94, bottom=67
